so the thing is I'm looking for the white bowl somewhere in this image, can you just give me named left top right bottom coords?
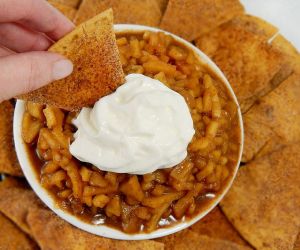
left=13, top=24, right=244, bottom=240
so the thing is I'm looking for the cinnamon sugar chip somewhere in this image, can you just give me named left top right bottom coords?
left=0, top=213, right=38, bottom=250
left=0, top=178, right=44, bottom=236
left=157, top=207, right=249, bottom=249
left=190, top=207, right=249, bottom=246
left=155, top=0, right=169, bottom=13
left=27, top=207, right=164, bottom=250
left=160, top=0, right=244, bottom=41
left=196, top=16, right=293, bottom=112
left=48, top=0, right=77, bottom=20
left=19, top=9, right=124, bottom=111
left=221, top=144, right=300, bottom=250
left=242, top=73, right=300, bottom=162
left=0, top=101, right=23, bottom=176
left=75, top=0, right=161, bottom=26
left=48, top=0, right=80, bottom=8
left=159, top=230, right=251, bottom=250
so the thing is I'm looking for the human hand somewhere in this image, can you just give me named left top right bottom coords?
left=0, top=0, right=75, bottom=102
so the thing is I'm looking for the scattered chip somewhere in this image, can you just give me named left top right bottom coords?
left=226, top=14, right=278, bottom=39
left=155, top=0, right=169, bottom=13
left=272, top=34, right=300, bottom=73
left=196, top=18, right=293, bottom=112
left=0, top=176, right=27, bottom=189
left=242, top=116, right=274, bottom=163
left=162, top=230, right=251, bottom=250
left=18, top=9, right=124, bottom=111
left=251, top=136, right=286, bottom=160
left=48, top=0, right=81, bottom=8
left=48, top=0, right=77, bottom=20
left=0, top=178, right=44, bottom=236
left=242, top=73, right=300, bottom=162
left=220, top=143, right=300, bottom=250
left=0, top=101, right=23, bottom=176
left=160, top=0, right=244, bottom=41
left=27, top=207, right=164, bottom=250
left=189, top=206, right=248, bottom=246
left=0, top=212, right=38, bottom=250
left=75, top=0, right=162, bottom=26
left=157, top=207, right=249, bottom=249
left=155, top=229, right=190, bottom=250
left=294, top=232, right=300, bottom=250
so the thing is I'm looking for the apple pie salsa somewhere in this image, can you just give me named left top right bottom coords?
left=22, top=31, right=241, bottom=233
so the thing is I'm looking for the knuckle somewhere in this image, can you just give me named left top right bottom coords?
left=29, top=34, right=48, bottom=51
left=24, top=55, right=42, bottom=92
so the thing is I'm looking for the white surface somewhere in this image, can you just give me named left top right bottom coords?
left=13, top=24, right=244, bottom=240
left=240, top=0, right=300, bottom=51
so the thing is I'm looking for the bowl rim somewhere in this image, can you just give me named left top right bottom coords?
left=13, top=24, right=244, bottom=240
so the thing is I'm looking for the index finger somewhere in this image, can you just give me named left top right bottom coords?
left=0, top=0, right=75, bottom=41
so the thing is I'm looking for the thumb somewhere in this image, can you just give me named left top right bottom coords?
left=0, top=51, right=73, bottom=102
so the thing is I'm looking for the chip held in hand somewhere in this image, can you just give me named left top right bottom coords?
left=18, top=9, right=124, bottom=111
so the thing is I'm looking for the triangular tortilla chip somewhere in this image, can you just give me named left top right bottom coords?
left=242, top=73, right=300, bottom=162
left=19, top=9, right=124, bottom=111
left=247, top=136, right=285, bottom=161
left=272, top=34, right=300, bottom=73
left=48, top=0, right=81, bottom=8
left=220, top=143, right=300, bottom=250
left=0, top=101, right=23, bottom=176
left=294, top=232, right=300, bottom=250
left=242, top=116, right=274, bottom=163
left=155, top=0, right=169, bottom=13
left=0, top=176, right=27, bottom=189
left=226, top=14, right=278, bottom=39
left=189, top=207, right=248, bottom=246
left=48, top=0, right=77, bottom=20
left=75, top=0, right=162, bottom=26
left=156, top=207, right=249, bottom=249
left=27, top=207, right=164, bottom=250
left=155, top=229, right=190, bottom=250
left=161, top=230, right=251, bottom=250
left=0, top=213, right=38, bottom=250
left=0, top=178, right=44, bottom=236
left=196, top=17, right=293, bottom=112
left=160, top=0, right=244, bottom=41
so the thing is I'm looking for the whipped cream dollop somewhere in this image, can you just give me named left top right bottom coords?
left=70, top=74, right=195, bottom=174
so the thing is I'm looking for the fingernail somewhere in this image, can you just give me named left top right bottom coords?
left=52, top=59, right=73, bottom=80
